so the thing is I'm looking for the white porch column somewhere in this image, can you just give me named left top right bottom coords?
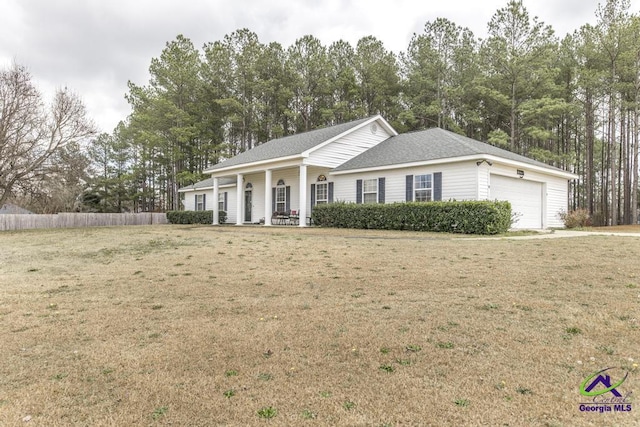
left=236, top=173, right=243, bottom=225
left=212, top=177, right=220, bottom=225
left=264, top=169, right=272, bottom=226
left=298, top=164, right=308, bottom=227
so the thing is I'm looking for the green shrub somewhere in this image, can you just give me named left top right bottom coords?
left=166, top=210, right=227, bottom=225
left=558, top=208, right=590, bottom=228
left=311, top=201, right=511, bottom=235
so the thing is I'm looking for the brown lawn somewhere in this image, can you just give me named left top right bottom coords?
left=592, top=224, right=640, bottom=233
left=0, top=225, right=638, bottom=426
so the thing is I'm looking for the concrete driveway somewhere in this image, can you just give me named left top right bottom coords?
left=488, top=229, right=640, bottom=240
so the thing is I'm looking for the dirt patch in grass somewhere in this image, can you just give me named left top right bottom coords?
left=0, top=225, right=638, bottom=426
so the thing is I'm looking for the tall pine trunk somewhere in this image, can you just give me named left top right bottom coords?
left=622, top=110, right=631, bottom=224
left=510, top=81, right=517, bottom=152
left=608, top=61, right=617, bottom=225
left=585, top=90, right=595, bottom=216
left=633, top=103, right=639, bottom=224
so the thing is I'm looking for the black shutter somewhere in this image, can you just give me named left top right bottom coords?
left=203, top=194, right=206, bottom=210
left=310, top=184, right=316, bottom=207
left=223, top=192, right=227, bottom=211
left=378, top=178, right=385, bottom=204
left=285, top=186, right=291, bottom=212
left=406, top=175, right=413, bottom=202
left=434, top=172, right=442, bottom=201
left=356, top=179, right=363, bottom=204
left=328, top=182, right=334, bottom=203
left=272, top=188, right=276, bottom=213
left=195, top=194, right=199, bottom=210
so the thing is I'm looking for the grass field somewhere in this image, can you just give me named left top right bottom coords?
left=0, top=225, right=638, bottom=426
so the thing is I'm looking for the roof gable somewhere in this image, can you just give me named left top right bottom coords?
left=332, top=127, right=573, bottom=175
left=205, top=116, right=376, bottom=173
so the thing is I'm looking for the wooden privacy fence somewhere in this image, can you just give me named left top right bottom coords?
left=0, top=213, right=168, bottom=231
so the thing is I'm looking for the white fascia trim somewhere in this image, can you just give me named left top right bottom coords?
left=483, top=155, right=579, bottom=180
left=302, top=115, right=398, bottom=157
left=330, top=154, right=578, bottom=179
left=178, top=184, right=235, bottom=193
left=204, top=154, right=303, bottom=175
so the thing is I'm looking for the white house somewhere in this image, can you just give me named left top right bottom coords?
left=179, top=115, right=578, bottom=229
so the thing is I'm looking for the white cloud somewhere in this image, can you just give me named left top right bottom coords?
left=1, top=0, right=638, bottom=132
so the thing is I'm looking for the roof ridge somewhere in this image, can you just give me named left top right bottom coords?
left=257, top=116, right=373, bottom=145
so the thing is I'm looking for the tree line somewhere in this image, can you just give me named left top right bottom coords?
left=1, top=0, right=638, bottom=225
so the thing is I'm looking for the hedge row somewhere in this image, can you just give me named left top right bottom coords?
left=311, top=201, right=512, bottom=235
left=166, top=210, right=227, bottom=224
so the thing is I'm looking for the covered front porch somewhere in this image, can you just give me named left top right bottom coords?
left=211, top=163, right=331, bottom=227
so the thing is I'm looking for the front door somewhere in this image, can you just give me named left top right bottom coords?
left=244, top=190, right=252, bottom=222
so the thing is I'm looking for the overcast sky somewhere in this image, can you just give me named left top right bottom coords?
left=1, top=0, right=638, bottom=134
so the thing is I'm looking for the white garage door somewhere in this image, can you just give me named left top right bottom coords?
left=490, top=175, right=543, bottom=229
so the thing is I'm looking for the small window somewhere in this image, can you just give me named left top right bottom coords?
left=414, top=174, right=432, bottom=202
left=218, top=192, right=226, bottom=212
left=363, top=178, right=378, bottom=204
left=195, top=194, right=205, bottom=211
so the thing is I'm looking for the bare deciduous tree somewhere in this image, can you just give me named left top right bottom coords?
left=0, top=63, right=95, bottom=207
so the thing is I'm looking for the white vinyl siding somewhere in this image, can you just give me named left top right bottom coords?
left=333, top=161, right=570, bottom=230
left=307, top=121, right=393, bottom=168
left=224, top=189, right=237, bottom=224
left=476, top=163, right=491, bottom=199
left=545, top=182, right=568, bottom=228
left=332, top=161, right=477, bottom=204
left=180, top=187, right=237, bottom=223
left=181, top=192, right=197, bottom=211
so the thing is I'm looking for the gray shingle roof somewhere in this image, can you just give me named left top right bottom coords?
left=206, top=117, right=373, bottom=172
left=333, top=127, right=568, bottom=173
left=179, top=177, right=236, bottom=191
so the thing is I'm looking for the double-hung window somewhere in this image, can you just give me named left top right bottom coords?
left=195, top=194, right=206, bottom=211
left=312, top=175, right=333, bottom=208
left=414, top=174, right=432, bottom=202
left=363, top=178, right=378, bottom=204
left=315, top=182, right=328, bottom=205
left=276, top=184, right=286, bottom=212
left=218, top=192, right=226, bottom=212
